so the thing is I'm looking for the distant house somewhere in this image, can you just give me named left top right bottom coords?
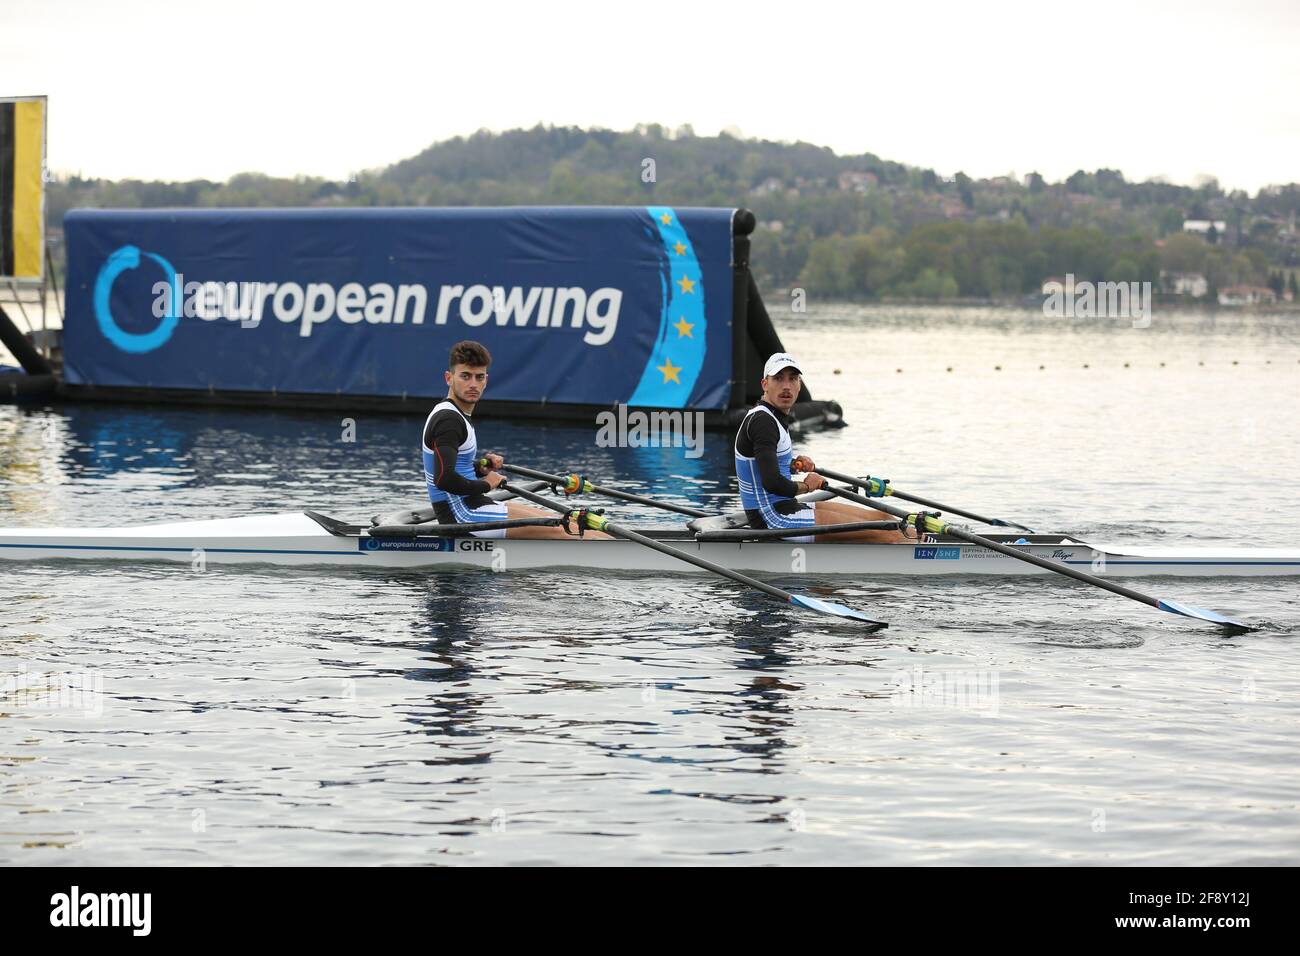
left=750, top=176, right=786, bottom=196
left=939, top=197, right=968, bottom=220
left=837, top=171, right=878, bottom=193
left=1183, top=219, right=1227, bottom=236
left=1162, top=272, right=1209, bottom=297
left=1217, top=285, right=1277, bottom=306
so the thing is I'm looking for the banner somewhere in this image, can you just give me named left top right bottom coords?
left=0, top=95, right=47, bottom=280
left=63, top=206, right=736, bottom=409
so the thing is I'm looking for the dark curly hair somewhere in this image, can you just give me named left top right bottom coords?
left=448, top=340, right=491, bottom=370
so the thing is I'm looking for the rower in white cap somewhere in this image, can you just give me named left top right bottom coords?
left=733, top=353, right=908, bottom=543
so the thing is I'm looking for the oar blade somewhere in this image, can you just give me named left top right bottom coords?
left=789, top=593, right=889, bottom=630
left=990, top=518, right=1037, bottom=533
left=1157, top=599, right=1254, bottom=632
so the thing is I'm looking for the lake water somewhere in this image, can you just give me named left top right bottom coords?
left=1, top=303, right=1298, bottom=865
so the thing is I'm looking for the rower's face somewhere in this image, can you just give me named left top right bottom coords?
left=762, top=368, right=801, bottom=411
left=446, top=364, right=488, bottom=403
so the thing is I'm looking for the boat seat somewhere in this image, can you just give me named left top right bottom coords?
left=686, top=513, right=752, bottom=534
left=371, top=506, right=438, bottom=527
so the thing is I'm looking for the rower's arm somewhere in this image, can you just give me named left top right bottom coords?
left=425, top=414, right=491, bottom=496
left=746, top=415, right=801, bottom=498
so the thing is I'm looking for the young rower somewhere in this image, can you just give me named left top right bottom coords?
left=423, top=340, right=607, bottom=539
left=734, top=353, right=909, bottom=543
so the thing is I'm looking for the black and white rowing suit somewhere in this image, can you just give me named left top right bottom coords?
left=421, top=400, right=509, bottom=538
left=733, top=400, right=816, bottom=543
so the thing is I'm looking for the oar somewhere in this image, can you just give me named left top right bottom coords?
left=482, top=460, right=709, bottom=518
left=810, top=465, right=1036, bottom=533
left=501, top=481, right=888, bottom=629
left=819, top=481, right=1252, bottom=632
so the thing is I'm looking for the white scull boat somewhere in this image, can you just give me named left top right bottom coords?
left=1, top=510, right=1297, bottom=577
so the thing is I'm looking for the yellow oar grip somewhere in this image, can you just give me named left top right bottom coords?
left=906, top=513, right=949, bottom=535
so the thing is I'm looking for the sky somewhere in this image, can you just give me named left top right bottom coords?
left=3, top=0, right=1298, bottom=193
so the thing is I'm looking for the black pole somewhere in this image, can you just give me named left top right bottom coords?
left=0, top=303, right=53, bottom=375
left=730, top=215, right=751, bottom=412
left=746, top=271, right=812, bottom=404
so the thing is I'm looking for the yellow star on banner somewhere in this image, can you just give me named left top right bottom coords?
left=673, top=240, right=687, bottom=256
left=660, top=212, right=673, bottom=226
left=657, top=358, right=682, bottom=384
left=673, top=316, right=694, bottom=338
left=677, top=275, right=696, bottom=294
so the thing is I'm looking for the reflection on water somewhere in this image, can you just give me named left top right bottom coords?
left=1, top=305, right=1297, bottom=864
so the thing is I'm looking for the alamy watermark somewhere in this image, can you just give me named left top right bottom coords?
left=595, top=403, right=704, bottom=459
left=889, top=665, right=1000, bottom=716
left=1043, top=274, right=1151, bottom=329
left=2, top=667, right=104, bottom=717
left=50, top=886, right=151, bottom=936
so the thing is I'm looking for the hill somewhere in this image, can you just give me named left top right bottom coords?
left=47, top=124, right=1300, bottom=301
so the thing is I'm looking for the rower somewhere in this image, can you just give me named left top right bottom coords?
left=734, top=353, right=909, bottom=544
left=424, top=340, right=607, bottom=540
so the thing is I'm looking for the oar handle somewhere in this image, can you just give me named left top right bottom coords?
left=815, top=465, right=891, bottom=497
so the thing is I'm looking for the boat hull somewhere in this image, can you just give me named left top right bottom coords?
left=1, top=513, right=1298, bottom=577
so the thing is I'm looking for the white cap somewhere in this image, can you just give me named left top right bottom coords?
left=763, top=352, right=801, bottom=378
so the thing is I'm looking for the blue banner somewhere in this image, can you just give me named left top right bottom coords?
left=63, top=206, right=736, bottom=409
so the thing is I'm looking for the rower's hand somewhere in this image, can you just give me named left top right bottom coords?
left=800, top=472, right=826, bottom=492
left=483, top=453, right=504, bottom=471
left=792, top=455, right=817, bottom=474
left=483, top=471, right=506, bottom=490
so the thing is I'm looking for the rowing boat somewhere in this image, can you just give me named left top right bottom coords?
left=1, top=510, right=1296, bottom=577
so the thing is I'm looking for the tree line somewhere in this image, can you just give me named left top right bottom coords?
left=46, top=124, right=1300, bottom=300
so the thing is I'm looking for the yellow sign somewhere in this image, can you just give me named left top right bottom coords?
left=1, top=95, right=47, bottom=281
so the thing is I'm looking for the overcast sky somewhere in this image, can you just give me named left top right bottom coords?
left=3, top=0, right=1297, bottom=193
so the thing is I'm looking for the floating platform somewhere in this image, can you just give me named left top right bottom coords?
left=4, top=207, right=845, bottom=431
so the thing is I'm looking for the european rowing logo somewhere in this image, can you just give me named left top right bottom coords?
left=93, top=245, right=181, bottom=354
left=93, top=244, right=626, bottom=351
left=360, top=537, right=455, bottom=552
